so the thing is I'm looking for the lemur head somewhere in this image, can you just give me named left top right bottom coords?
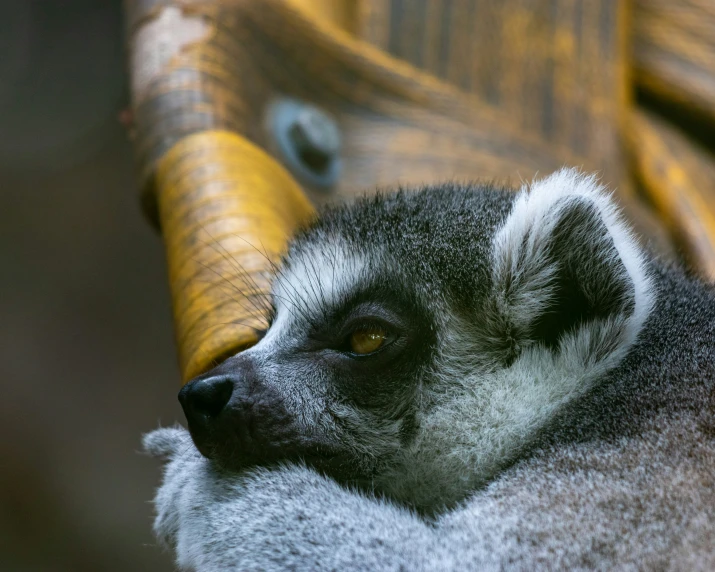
left=179, top=169, right=654, bottom=512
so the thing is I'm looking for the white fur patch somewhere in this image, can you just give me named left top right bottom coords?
left=262, top=241, right=367, bottom=346
left=493, top=168, right=653, bottom=351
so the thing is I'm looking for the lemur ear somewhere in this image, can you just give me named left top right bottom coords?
left=486, top=169, right=653, bottom=361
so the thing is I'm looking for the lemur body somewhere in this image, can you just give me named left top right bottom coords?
left=145, top=170, right=715, bottom=570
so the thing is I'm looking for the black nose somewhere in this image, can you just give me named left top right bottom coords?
left=179, top=376, right=234, bottom=419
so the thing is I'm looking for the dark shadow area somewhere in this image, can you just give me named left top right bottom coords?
left=0, top=1, right=180, bottom=569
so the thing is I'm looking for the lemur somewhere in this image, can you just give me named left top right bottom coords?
left=144, top=169, right=715, bottom=570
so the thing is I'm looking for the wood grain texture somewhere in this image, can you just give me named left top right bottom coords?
left=290, top=0, right=359, bottom=33
left=155, top=130, right=315, bottom=381
left=127, top=0, right=583, bottom=207
left=357, top=0, right=630, bottom=189
left=633, top=0, right=715, bottom=125
left=628, top=108, right=715, bottom=282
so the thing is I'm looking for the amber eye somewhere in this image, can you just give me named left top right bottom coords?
left=349, top=327, right=388, bottom=355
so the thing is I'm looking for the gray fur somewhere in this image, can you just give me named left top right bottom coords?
left=145, top=416, right=715, bottom=571
left=145, top=169, right=715, bottom=570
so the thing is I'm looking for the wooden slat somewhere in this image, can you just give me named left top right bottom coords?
left=127, top=0, right=585, bottom=202
left=289, top=0, right=358, bottom=33
left=633, top=0, right=715, bottom=125
left=357, top=0, right=630, bottom=189
left=628, top=108, right=715, bottom=281
left=155, top=130, right=315, bottom=381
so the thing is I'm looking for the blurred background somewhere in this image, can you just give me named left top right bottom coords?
left=1, top=0, right=178, bottom=569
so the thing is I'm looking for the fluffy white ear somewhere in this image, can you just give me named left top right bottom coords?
left=484, top=168, right=654, bottom=363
